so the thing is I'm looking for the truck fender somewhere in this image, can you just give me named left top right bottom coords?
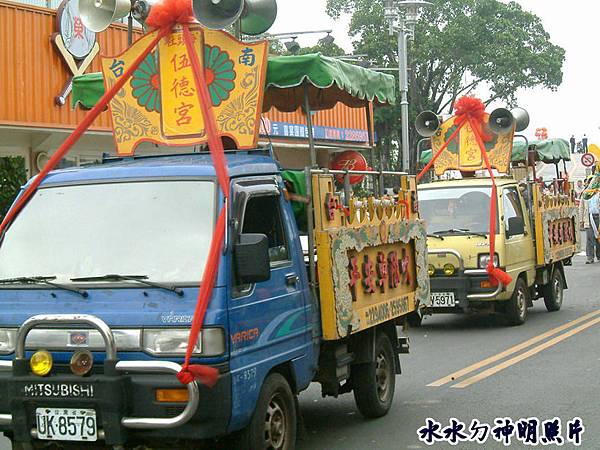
left=554, top=262, right=568, bottom=290
left=270, top=361, right=299, bottom=394
left=349, top=323, right=401, bottom=375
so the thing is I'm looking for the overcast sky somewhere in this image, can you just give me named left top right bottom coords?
left=269, top=0, right=598, bottom=145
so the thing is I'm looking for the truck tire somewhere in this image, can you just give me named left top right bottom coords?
left=505, top=277, right=528, bottom=326
left=352, top=332, right=395, bottom=418
left=237, top=373, right=297, bottom=450
left=543, top=267, right=564, bottom=312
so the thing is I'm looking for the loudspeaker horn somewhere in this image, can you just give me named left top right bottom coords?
left=488, top=108, right=514, bottom=135
left=79, top=0, right=132, bottom=33
left=415, top=111, right=442, bottom=137
left=192, top=0, right=244, bottom=30
left=510, top=107, right=530, bottom=132
left=240, top=0, right=277, bottom=35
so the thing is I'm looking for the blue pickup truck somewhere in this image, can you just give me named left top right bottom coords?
left=0, top=151, right=428, bottom=449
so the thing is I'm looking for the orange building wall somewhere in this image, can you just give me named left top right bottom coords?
left=0, top=0, right=139, bottom=132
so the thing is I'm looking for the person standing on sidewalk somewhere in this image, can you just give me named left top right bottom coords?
left=575, top=179, right=585, bottom=205
left=579, top=177, right=600, bottom=263
left=582, top=134, right=589, bottom=152
left=570, top=135, right=576, bottom=153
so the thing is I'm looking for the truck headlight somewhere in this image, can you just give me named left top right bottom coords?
left=478, top=253, right=499, bottom=269
left=443, top=263, right=456, bottom=276
left=428, top=264, right=435, bottom=277
left=142, top=328, right=225, bottom=357
left=0, top=329, right=17, bottom=355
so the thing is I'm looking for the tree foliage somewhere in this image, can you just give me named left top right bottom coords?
left=269, top=38, right=345, bottom=57
left=326, top=0, right=565, bottom=169
left=0, top=157, right=27, bottom=218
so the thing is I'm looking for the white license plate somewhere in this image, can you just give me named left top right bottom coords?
left=35, top=408, right=97, bottom=442
left=430, top=292, right=456, bottom=307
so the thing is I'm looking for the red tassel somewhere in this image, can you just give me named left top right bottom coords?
left=177, top=364, right=219, bottom=387
left=487, top=263, right=513, bottom=287
left=146, top=0, right=195, bottom=29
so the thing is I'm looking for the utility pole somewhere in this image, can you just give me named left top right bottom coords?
left=384, top=0, right=431, bottom=173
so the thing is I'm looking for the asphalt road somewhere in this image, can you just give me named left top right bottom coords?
left=296, top=255, right=599, bottom=450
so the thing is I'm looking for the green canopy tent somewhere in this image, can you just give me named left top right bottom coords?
left=511, top=139, right=571, bottom=163
left=418, top=138, right=572, bottom=166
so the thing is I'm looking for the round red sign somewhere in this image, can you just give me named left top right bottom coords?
left=330, top=151, right=370, bottom=185
left=581, top=153, right=596, bottom=167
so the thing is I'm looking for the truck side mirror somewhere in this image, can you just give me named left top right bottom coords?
left=507, top=216, right=525, bottom=238
left=234, top=233, right=271, bottom=284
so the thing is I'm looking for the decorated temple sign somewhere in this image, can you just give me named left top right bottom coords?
left=532, top=183, right=579, bottom=265
left=348, top=244, right=413, bottom=302
left=312, top=173, right=430, bottom=339
left=159, top=29, right=205, bottom=139
left=431, top=114, right=514, bottom=176
left=101, top=30, right=200, bottom=155
left=204, top=29, right=268, bottom=148
left=101, top=26, right=268, bottom=155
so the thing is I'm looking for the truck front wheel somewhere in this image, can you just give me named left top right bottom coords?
left=238, top=373, right=297, bottom=450
left=543, top=267, right=564, bottom=312
left=505, top=278, right=528, bottom=326
left=352, top=332, right=395, bottom=418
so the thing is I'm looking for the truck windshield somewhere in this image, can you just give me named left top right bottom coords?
left=0, top=180, right=215, bottom=284
left=419, top=186, right=497, bottom=235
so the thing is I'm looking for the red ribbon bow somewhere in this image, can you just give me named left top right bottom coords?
left=145, top=0, right=195, bottom=29
left=453, top=96, right=493, bottom=142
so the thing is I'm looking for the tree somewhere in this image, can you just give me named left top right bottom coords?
left=326, top=0, right=565, bottom=170
left=269, top=37, right=346, bottom=57
left=0, top=157, right=27, bottom=218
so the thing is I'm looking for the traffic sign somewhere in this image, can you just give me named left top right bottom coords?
left=582, top=152, right=596, bottom=167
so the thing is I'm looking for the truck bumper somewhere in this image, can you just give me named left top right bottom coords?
left=427, top=274, right=504, bottom=313
left=0, top=363, right=231, bottom=446
left=0, top=314, right=231, bottom=447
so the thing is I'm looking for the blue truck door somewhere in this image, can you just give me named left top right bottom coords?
left=227, top=177, right=312, bottom=431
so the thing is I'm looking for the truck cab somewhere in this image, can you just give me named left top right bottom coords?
left=419, top=173, right=576, bottom=325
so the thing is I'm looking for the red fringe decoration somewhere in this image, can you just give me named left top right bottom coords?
left=177, top=364, right=219, bottom=388
left=487, top=264, right=513, bottom=287
left=176, top=25, right=230, bottom=388
left=146, top=0, right=195, bottom=29
left=453, top=96, right=493, bottom=142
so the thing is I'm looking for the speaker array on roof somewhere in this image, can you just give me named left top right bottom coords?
left=79, top=0, right=277, bottom=35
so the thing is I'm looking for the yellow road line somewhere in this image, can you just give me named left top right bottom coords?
left=451, top=315, right=600, bottom=388
left=427, top=309, right=600, bottom=387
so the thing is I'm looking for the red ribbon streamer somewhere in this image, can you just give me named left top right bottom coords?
left=0, top=28, right=171, bottom=236
left=416, top=122, right=465, bottom=182
left=176, top=24, right=230, bottom=386
left=466, top=116, right=512, bottom=287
